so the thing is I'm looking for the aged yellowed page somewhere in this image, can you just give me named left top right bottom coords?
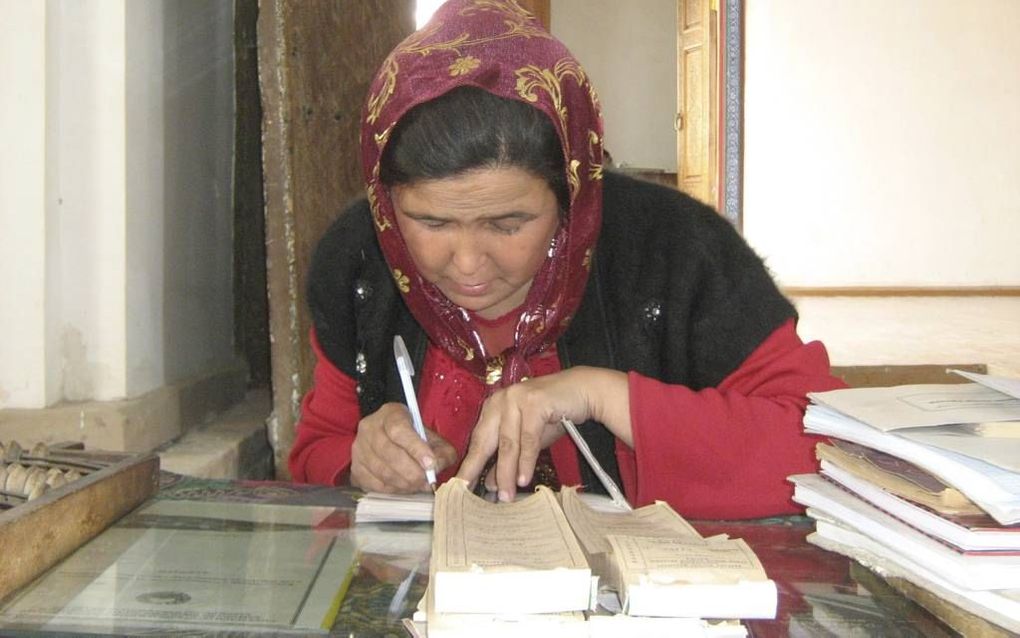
left=430, top=478, right=592, bottom=614
left=608, top=535, right=766, bottom=581
left=606, top=534, right=777, bottom=619
left=560, top=486, right=701, bottom=552
left=559, top=486, right=701, bottom=579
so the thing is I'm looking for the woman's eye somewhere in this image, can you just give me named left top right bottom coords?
left=489, top=221, right=522, bottom=235
left=420, top=219, right=447, bottom=229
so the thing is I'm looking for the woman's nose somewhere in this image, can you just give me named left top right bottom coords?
left=450, top=232, right=485, bottom=275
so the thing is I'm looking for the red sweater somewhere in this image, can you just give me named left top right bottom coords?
left=289, top=318, right=843, bottom=519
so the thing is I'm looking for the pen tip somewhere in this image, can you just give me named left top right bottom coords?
left=430, top=482, right=437, bottom=494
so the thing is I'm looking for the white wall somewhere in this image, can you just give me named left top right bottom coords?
left=0, top=1, right=48, bottom=407
left=0, top=1, right=131, bottom=405
left=152, top=1, right=236, bottom=386
left=124, top=1, right=166, bottom=397
left=50, top=1, right=130, bottom=401
left=552, top=0, right=677, bottom=171
left=0, top=0, right=236, bottom=409
left=743, top=0, right=1020, bottom=287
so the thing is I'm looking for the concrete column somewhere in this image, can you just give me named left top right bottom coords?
left=1, top=1, right=134, bottom=409
left=50, top=0, right=130, bottom=403
left=0, top=1, right=49, bottom=408
left=0, top=1, right=244, bottom=455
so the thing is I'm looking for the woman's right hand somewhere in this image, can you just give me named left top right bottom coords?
left=350, top=402, right=458, bottom=493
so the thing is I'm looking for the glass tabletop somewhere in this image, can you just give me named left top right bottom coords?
left=0, top=474, right=955, bottom=637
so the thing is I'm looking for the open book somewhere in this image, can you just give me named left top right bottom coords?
left=557, top=487, right=776, bottom=619
left=428, top=478, right=777, bottom=622
left=558, top=484, right=701, bottom=579
left=429, top=479, right=593, bottom=615
left=605, top=534, right=776, bottom=619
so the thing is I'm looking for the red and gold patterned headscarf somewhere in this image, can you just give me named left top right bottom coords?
left=360, top=0, right=604, bottom=387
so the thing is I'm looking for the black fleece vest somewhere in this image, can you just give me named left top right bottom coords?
left=307, top=172, right=795, bottom=495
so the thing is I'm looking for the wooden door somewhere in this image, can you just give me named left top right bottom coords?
left=677, top=0, right=718, bottom=206
left=259, top=1, right=415, bottom=478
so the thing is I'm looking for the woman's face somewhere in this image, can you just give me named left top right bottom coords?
left=392, top=167, right=561, bottom=320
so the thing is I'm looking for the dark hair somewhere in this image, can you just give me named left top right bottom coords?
left=379, top=86, right=569, bottom=211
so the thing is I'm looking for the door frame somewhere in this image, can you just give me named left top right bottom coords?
left=719, top=0, right=744, bottom=229
left=678, top=0, right=744, bottom=228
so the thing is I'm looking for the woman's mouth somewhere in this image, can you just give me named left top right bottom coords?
left=449, top=281, right=491, bottom=297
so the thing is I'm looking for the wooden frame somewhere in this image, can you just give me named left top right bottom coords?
left=784, top=287, right=1020, bottom=297
left=0, top=450, right=160, bottom=602
left=720, top=0, right=743, bottom=228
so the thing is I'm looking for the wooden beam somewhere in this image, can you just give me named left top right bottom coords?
left=784, top=287, right=1020, bottom=297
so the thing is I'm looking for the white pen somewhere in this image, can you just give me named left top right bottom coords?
left=393, top=335, right=438, bottom=492
left=560, top=417, right=631, bottom=510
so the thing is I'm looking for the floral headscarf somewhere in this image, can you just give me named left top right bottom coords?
left=360, top=0, right=604, bottom=387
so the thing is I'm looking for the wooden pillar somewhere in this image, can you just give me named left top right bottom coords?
left=258, top=1, right=414, bottom=478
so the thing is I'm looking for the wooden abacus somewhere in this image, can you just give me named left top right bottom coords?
left=0, top=440, right=159, bottom=603
left=0, top=441, right=104, bottom=507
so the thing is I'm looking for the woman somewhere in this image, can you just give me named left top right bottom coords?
left=289, top=0, right=844, bottom=518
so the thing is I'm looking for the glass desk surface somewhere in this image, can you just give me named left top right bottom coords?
left=0, top=473, right=958, bottom=637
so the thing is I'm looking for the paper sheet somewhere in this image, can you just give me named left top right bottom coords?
left=808, top=383, right=1020, bottom=431
left=951, top=369, right=1020, bottom=400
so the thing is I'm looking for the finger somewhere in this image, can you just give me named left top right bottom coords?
left=384, top=409, right=441, bottom=474
left=378, top=447, right=433, bottom=492
left=349, top=457, right=388, bottom=493
left=351, top=435, right=387, bottom=491
left=494, top=402, right=523, bottom=502
left=360, top=443, right=422, bottom=492
left=455, top=443, right=491, bottom=490
left=456, top=394, right=505, bottom=491
left=363, top=422, right=430, bottom=491
left=455, top=420, right=497, bottom=491
left=355, top=405, right=434, bottom=492
left=425, top=431, right=459, bottom=472
left=483, top=466, right=497, bottom=493
left=364, top=405, right=435, bottom=488
left=515, top=410, right=544, bottom=489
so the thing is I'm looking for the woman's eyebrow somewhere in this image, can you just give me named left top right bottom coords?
left=402, top=209, right=537, bottom=221
left=480, top=210, right=535, bottom=221
left=397, top=208, right=453, bottom=221
left=400, top=210, right=445, bottom=219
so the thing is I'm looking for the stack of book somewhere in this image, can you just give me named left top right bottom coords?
left=790, top=369, right=1020, bottom=635
left=407, top=478, right=776, bottom=638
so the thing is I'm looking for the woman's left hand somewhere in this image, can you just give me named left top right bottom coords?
left=455, top=366, right=631, bottom=502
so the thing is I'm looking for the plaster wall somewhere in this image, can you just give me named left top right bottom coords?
left=158, top=1, right=236, bottom=386
left=551, top=0, right=677, bottom=171
left=124, top=2, right=165, bottom=397
left=0, top=1, right=48, bottom=407
left=50, top=1, right=130, bottom=403
left=0, top=0, right=236, bottom=409
left=743, top=0, right=1020, bottom=286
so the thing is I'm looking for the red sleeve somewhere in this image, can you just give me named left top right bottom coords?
left=620, top=319, right=846, bottom=519
left=287, top=329, right=361, bottom=485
